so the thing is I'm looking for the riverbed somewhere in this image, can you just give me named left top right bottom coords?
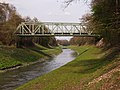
left=0, top=49, right=76, bottom=90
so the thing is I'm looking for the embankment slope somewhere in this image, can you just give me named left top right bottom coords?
left=0, top=44, right=61, bottom=71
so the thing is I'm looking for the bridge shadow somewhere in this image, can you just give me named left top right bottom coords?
left=30, top=48, right=52, bottom=57
left=9, top=45, right=52, bottom=63
left=28, top=44, right=52, bottom=57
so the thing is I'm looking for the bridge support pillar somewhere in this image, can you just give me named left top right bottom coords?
left=16, top=37, right=34, bottom=48
left=16, top=37, right=22, bottom=48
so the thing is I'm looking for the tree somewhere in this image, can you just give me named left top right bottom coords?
left=0, top=3, right=9, bottom=23
left=91, top=0, right=120, bottom=46
left=32, top=17, right=39, bottom=22
left=24, top=16, right=32, bottom=22
left=65, top=0, right=120, bottom=46
left=0, top=3, right=24, bottom=45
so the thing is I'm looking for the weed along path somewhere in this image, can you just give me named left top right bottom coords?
left=0, top=49, right=76, bottom=90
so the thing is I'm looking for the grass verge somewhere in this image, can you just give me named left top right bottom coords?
left=16, top=45, right=120, bottom=90
left=0, top=44, right=61, bottom=71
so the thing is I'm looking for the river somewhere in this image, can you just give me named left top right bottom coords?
left=0, top=49, right=76, bottom=90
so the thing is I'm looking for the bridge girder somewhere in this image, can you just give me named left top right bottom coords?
left=14, top=22, right=97, bottom=37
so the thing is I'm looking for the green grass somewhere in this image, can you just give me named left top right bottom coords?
left=0, top=44, right=61, bottom=70
left=16, top=45, right=120, bottom=90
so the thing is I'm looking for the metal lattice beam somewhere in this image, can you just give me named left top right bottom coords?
left=14, top=22, right=98, bottom=37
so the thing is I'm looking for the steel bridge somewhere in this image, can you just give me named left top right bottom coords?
left=14, top=22, right=99, bottom=37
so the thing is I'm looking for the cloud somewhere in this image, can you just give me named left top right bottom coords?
left=64, top=12, right=71, bottom=15
left=48, top=11, right=71, bottom=16
left=0, top=0, right=6, bottom=3
left=48, top=12, right=53, bottom=15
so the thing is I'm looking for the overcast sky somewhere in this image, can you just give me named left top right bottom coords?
left=1, top=0, right=91, bottom=40
left=1, top=0, right=91, bottom=22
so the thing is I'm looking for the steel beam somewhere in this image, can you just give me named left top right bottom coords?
left=14, top=22, right=98, bottom=37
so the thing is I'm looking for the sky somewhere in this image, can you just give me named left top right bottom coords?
left=1, top=0, right=91, bottom=22
left=1, top=0, right=91, bottom=40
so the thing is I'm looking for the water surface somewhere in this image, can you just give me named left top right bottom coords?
left=0, top=49, right=76, bottom=90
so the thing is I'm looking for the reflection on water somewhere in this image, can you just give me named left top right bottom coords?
left=0, top=49, right=76, bottom=90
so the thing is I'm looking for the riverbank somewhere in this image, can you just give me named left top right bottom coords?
left=0, top=44, right=61, bottom=72
left=16, top=45, right=120, bottom=90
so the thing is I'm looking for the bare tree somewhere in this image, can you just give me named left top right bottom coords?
left=64, top=0, right=88, bottom=8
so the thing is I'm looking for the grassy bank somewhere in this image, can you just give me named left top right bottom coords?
left=17, top=45, right=120, bottom=90
left=0, top=44, right=61, bottom=71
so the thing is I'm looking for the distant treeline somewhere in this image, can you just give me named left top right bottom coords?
left=57, top=37, right=98, bottom=46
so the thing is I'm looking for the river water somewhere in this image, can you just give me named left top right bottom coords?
left=0, top=49, right=76, bottom=90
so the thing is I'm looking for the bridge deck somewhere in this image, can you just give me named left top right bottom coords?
left=16, top=33, right=100, bottom=37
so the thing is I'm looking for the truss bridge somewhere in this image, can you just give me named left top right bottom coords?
left=14, top=22, right=99, bottom=37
